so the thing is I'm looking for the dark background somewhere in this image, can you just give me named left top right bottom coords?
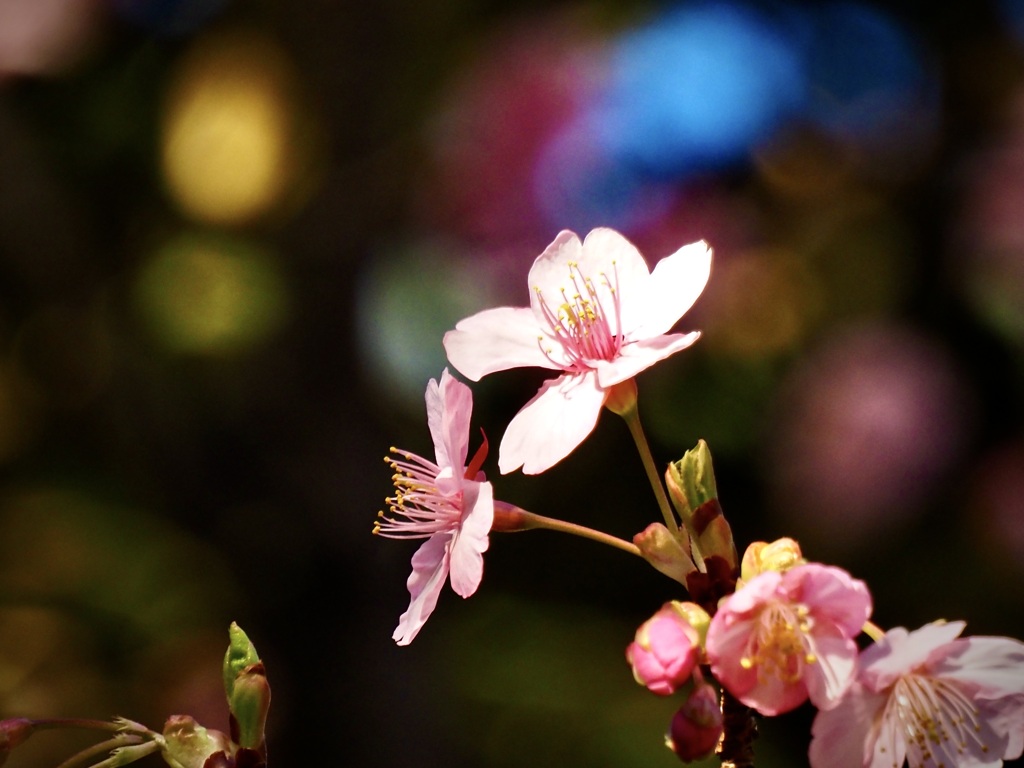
left=1, top=0, right=1023, bottom=766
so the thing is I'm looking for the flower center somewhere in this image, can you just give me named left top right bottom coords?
left=740, top=602, right=816, bottom=684
left=883, top=674, right=986, bottom=768
left=373, top=448, right=461, bottom=539
left=534, top=260, right=624, bottom=371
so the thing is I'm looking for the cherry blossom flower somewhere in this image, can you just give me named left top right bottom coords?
left=809, top=620, right=1024, bottom=768
left=705, top=563, right=872, bottom=716
left=444, top=227, right=711, bottom=474
left=627, top=601, right=709, bottom=695
left=375, top=369, right=494, bottom=645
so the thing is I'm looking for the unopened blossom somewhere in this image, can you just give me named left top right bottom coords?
left=809, top=620, right=1024, bottom=768
left=627, top=601, right=709, bottom=695
left=375, top=370, right=494, bottom=645
left=444, top=227, right=711, bottom=474
left=667, top=682, right=724, bottom=762
left=706, top=563, right=871, bottom=716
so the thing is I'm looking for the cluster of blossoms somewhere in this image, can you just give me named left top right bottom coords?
left=376, top=227, right=1024, bottom=766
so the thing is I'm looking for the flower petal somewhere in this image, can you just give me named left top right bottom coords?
left=860, top=621, right=965, bottom=691
left=393, top=534, right=450, bottom=646
left=528, top=229, right=653, bottom=338
left=527, top=230, right=584, bottom=319
left=809, top=683, right=886, bottom=768
left=448, top=480, right=494, bottom=598
left=632, top=240, right=712, bottom=338
left=934, top=635, right=1024, bottom=700
left=593, top=331, right=701, bottom=388
left=803, top=630, right=859, bottom=710
left=786, top=564, right=873, bottom=638
left=498, top=371, right=605, bottom=474
left=426, top=370, right=472, bottom=471
left=444, top=306, right=565, bottom=381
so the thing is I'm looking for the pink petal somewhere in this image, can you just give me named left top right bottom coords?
left=444, top=306, right=565, bottom=381
left=426, top=370, right=472, bottom=471
left=785, top=564, right=873, bottom=638
left=498, top=371, right=605, bottom=474
left=448, top=480, right=494, bottom=598
left=861, top=622, right=965, bottom=691
left=802, top=630, right=859, bottom=710
left=809, top=683, right=885, bottom=768
left=934, top=635, right=1024, bottom=700
left=393, top=534, right=451, bottom=646
left=592, top=331, right=701, bottom=388
left=632, top=240, right=712, bottom=338
left=867, top=700, right=908, bottom=768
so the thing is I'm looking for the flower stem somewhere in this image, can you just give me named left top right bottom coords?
left=862, top=620, right=885, bottom=643
left=492, top=503, right=641, bottom=557
left=608, top=381, right=680, bottom=536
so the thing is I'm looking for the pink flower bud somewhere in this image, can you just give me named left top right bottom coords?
left=667, top=684, right=723, bottom=762
left=626, top=601, right=705, bottom=695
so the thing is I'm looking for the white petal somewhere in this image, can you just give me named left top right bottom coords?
left=631, top=239, right=712, bottom=338
left=498, top=372, right=605, bottom=474
left=593, top=332, right=701, bottom=388
left=444, top=306, right=565, bottom=381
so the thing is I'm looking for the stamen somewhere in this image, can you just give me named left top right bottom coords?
left=532, top=261, right=625, bottom=372
left=887, top=674, right=987, bottom=767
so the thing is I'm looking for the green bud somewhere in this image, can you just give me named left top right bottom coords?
left=223, top=622, right=260, bottom=700
left=632, top=523, right=695, bottom=584
left=230, top=662, right=271, bottom=750
left=665, top=440, right=718, bottom=523
left=666, top=440, right=737, bottom=568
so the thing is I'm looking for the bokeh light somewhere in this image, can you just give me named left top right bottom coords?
left=133, top=231, right=289, bottom=356
left=763, top=324, right=975, bottom=558
left=160, top=29, right=312, bottom=226
left=0, top=0, right=104, bottom=78
left=590, top=2, right=806, bottom=177
left=356, top=240, right=502, bottom=408
left=801, top=1, right=940, bottom=164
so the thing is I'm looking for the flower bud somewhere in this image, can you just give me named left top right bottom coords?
left=161, top=715, right=232, bottom=768
left=0, top=719, right=35, bottom=765
left=666, top=683, right=723, bottom=762
left=666, top=441, right=737, bottom=568
left=230, top=662, right=271, bottom=750
left=633, top=523, right=695, bottom=583
left=627, top=601, right=709, bottom=695
left=223, top=622, right=261, bottom=700
left=739, top=537, right=805, bottom=585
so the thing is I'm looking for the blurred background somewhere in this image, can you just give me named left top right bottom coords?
left=0, top=0, right=1023, bottom=765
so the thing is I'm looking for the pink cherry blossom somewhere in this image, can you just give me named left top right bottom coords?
left=705, top=563, right=872, bottom=716
left=444, top=227, right=711, bottom=474
left=627, top=601, right=706, bottom=696
left=375, top=369, right=495, bottom=645
left=809, top=621, right=1024, bottom=768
